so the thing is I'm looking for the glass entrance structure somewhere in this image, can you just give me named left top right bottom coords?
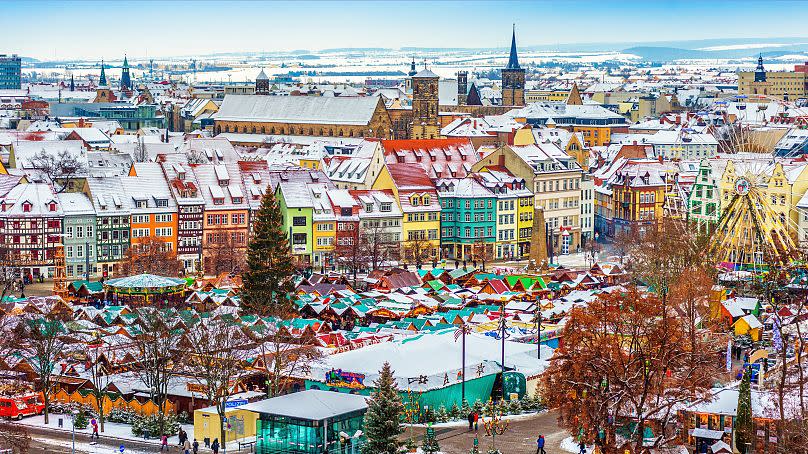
left=242, top=390, right=368, bottom=454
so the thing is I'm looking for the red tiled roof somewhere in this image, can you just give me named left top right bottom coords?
left=386, top=163, right=434, bottom=189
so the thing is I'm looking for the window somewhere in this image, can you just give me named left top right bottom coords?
left=292, top=233, right=307, bottom=245
left=132, top=228, right=150, bottom=238
left=66, top=246, right=73, bottom=258
left=156, top=227, right=172, bottom=237
left=76, top=226, right=84, bottom=238
left=66, top=226, right=73, bottom=238
left=232, top=213, right=245, bottom=224
left=380, top=202, right=392, bottom=212
left=411, top=196, right=419, bottom=207
left=155, top=199, right=169, bottom=208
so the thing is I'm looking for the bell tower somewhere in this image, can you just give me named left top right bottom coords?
left=410, top=65, right=440, bottom=139
left=501, top=26, right=526, bottom=107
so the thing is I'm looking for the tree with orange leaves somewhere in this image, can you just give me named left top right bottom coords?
left=539, top=286, right=722, bottom=452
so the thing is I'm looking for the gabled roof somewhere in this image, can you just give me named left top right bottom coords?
left=215, top=95, right=381, bottom=126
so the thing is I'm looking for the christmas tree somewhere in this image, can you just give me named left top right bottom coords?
left=735, top=368, right=753, bottom=453
left=241, top=189, right=295, bottom=316
left=422, top=423, right=441, bottom=454
left=362, top=362, right=404, bottom=454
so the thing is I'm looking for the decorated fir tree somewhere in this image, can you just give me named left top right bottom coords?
left=735, top=368, right=753, bottom=453
left=421, top=423, right=441, bottom=454
left=362, top=362, right=404, bottom=454
left=241, top=189, right=295, bottom=316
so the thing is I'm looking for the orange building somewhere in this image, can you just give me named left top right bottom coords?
left=123, top=163, right=178, bottom=251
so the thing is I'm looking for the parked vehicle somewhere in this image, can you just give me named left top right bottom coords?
left=0, top=393, right=45, bottom=420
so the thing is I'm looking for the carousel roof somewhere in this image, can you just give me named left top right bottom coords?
left=104, top=274, right=187, bottom=292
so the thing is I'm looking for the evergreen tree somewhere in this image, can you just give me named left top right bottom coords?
left=735, top=368, right=753, bottom=453
left=362, top=362, right=404, bottom=454
left=421, top=424, right=441, bottom=454
left=436, top=405, right=449, bottom=423
left=449, top=402, right=460, bottom=420
left=241, top=189, right=295, bottom=316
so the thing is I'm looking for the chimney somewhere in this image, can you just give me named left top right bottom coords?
left=498, top=154, right=505, bottom=167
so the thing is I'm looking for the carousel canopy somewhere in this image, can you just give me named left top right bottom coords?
left=104, top=274, right=187, bottom=295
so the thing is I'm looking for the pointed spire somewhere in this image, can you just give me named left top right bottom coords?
left=123, top=54, right=129, bottom=68
left=70, top=74, right=75, bottom=92
left=99, top=59, right=107, bottom=87
left=506, top=24, right=521, bottom=70
left=408, top=57, right=417, bottom=77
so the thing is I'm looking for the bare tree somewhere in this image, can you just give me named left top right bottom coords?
left=403, top=234, right=432, bottom=269
left=14, top=315, right=67, bottom=424
left=86, top=335, right=111, bottom=433
left=251, top=320, right=324, bottom=398
left=132, top=136, right=148, bottom=163
left=471, top=239, right=493, bottom=271
left=120, top=236, right=181, bottom=276
left=131, top=308, right=182, bottom=437
left=28, top=148, right=87, bottom=193
left=186, top=320, right=250, bottom=451
left=360, top=222, right=396, bottom=272
left=205, top=233, right=246, bottom=276
left=334, top=229, right=364, bottom=285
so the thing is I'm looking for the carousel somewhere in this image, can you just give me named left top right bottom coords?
left=103, top=273, right=188, bottom=307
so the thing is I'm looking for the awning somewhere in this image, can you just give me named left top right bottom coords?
left=689, top=428, right=725, bottom=439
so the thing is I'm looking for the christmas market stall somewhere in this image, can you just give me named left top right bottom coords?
left=103, top=273, right=188, bottom=307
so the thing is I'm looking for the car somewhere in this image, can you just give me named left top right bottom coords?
left=0, top=393, right=45, bottom=420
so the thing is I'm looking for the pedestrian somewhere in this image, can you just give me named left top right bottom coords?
left=90, top=419, right=99, bottom=440
left=192, top=439, right=199, bottom=454
left=473, top=412, right=479, bottom=431
left=211, top=438, right=220, bottom=454
left=467, top=411, right=474, bottom=431
left=579, top=440, right=587, bottom=454
left=536, top=435, right=546, bottom=454
left=183, top=438, right=192, bottom=454
left=178, top=428, right=187, bottom=446
left=160, top=434, right=168, bottom=451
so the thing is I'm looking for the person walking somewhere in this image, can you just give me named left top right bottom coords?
left=536, top=435, right=546, bottom=454
left=579, top=439, right=587, bottom=454
left=473, top=412, right=479, bottom=431
left=90, top=419, right=99, bottom=440
left=160, top=434, right=168, bottom=452
left=182, top=438, right=192, bottom=454
left=467, top=411, right=474, bottom=431
left=192, top=439, right=199, bottom=454
left=211, top=438, right=220, bottom=454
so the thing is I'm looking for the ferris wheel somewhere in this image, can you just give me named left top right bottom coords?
left=709, top=167, right=798, bottom=269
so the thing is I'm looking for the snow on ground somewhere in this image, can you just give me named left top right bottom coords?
left=32, top=437, right=153, bottom=454
left=406, top=410, right=549, bottom=429
left=560, top=436, right=593, bottom=453
left=18, top=414, right=193, bottom=447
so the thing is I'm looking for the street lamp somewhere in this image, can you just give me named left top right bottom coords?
left=534, top=301, right=543, bottom=360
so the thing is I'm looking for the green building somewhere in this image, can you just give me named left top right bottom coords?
left=276, top=182, right=314, bottom=265
left=84, top=177, right=131, bottom=278
left=57, top=192, right=98, bottom=279
left=688, top=159, right=721, bottom=230
left=436, top=177, right=496, bottom=261
left=243, top=390, right=367, bottom=454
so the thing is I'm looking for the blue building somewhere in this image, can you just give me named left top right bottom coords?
left=0, top=54, right=22, bottom=89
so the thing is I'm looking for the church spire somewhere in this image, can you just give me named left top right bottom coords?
left=99, top=59, right=107, bottom=87
left=121, top=54, right=131, bottom=90
left=754, top=54, right=766, bottom=82
left=408, top=57, right=417, bottom=77
left=506, top=24, right=520, bottom=70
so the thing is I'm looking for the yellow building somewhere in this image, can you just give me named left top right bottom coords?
left=372, top=163, right=440, bottom=261
left=308, top=183, right=336, bottom=270
left=738, top=57, right=807, bottom=100
left=194, top=406, right=259, bottom=445
left=525, top=89, right=570, bottom=103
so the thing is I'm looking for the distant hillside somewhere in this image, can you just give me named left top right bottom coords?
left=623, top=47, right=712, bottom=61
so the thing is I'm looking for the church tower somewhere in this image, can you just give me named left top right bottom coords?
left=410, top=66, right=440, bottom=139
left=501, top=26, right=526, bottom=107
left=754, top=55, right=767, bottom=82
left=121, top=54, right=131, bottom=91
left=95, top=60, right=115, bottom=103
left=457, top=71, right=468, bottom=105
left=255, top=68, right=270, bottom=95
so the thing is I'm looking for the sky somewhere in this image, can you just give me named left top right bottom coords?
left=3, top=0, right=808, bottom=60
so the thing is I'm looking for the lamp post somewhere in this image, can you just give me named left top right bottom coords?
left=534, top=301, right=542, bottom=360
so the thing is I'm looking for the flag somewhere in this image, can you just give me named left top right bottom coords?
left=726, top=338, right=732, bottom=373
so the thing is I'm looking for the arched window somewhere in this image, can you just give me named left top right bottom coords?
left=261, top=126, right=265, bottom=134
left=252, top=126, right=256, bottom=133
left=224, top=125, right=230, bottom=133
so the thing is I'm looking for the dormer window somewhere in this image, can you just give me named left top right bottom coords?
left=422, top=195, right=430, bottom=205
left=155, top=198, right=168, bottom=208
left=135, top=200, right=147, bottom=208
left=411, top=196, right=420, bottom=207
left=380, top=202, right=392, bottom=212
left=22, top=202, right=32, bottom=213
left=49, top=202, right=57, bottom=212
left=365, top=203, right=373, bottom=212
